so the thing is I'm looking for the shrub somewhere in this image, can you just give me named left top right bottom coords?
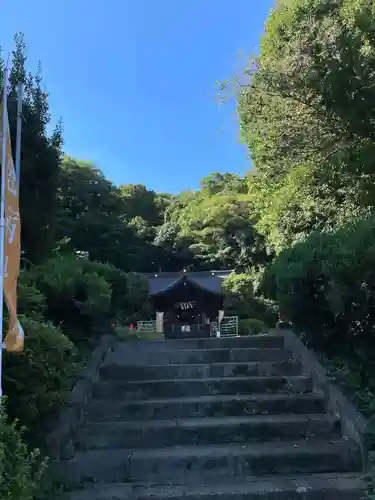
left=245, top=297, right=278, bottom=327
left=122, top=273, right=153, bottom=323
left=18, top=279, right=46, bottom=322
left=223, top=273, right=254, bottom=297
left=261, top=214, right=375, bottom=362
left=223, top=273, right=278, bottom=326
left=80, top=262, right=153, bottom=323
left=25, top=254, right=152, bottom=342
left=3, top=316, right=79, bottom=443
left=81, top=260, right=128, bottom=320
left=27, top=254, right=112, bottom=343
left=81, top=271, right=112, bottom=325
left=239, top=318, right=266, bottom=335
left=0, top=399, right=46, bottom=500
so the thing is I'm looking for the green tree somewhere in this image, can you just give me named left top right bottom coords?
left=5, top=33, right=63, bottom=263
left=237, top=0, right=375, bottom=250
left=119, top=184, right=164, bottom=226
left=55, top=157, right=161, bottom=272
left=200, top=172, right=248, bottom=195
left=166, top=188, right=270, bottom=270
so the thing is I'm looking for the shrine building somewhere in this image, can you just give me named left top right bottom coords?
left=142, top=270, right=232, bottom=339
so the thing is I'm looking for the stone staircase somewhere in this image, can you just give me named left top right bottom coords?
left=61, top=334, right=367, bottom=499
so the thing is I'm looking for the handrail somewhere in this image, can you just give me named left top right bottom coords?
left=219, top=316, right=239, bottom=336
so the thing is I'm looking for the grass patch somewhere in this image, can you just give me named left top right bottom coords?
left=115, top=325, right=164, bottom=341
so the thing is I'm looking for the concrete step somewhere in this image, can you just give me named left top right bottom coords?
left=61, top=473, right=366, bottom=500
left=163, top=335, right=285, bottom=350
left=106, top=347, right=293, bottom=366
left=86, top=393, right=327, bottom=422
left=92, top=375, right=313, bottom=400
left=100, top=360, right=303, bottom=381
left=76, top=414, right=341, bottom=450
left=59, top=440, right=362, bottom=485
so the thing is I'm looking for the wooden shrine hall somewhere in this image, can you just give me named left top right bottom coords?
left=143, top=270, right=232, bottom=339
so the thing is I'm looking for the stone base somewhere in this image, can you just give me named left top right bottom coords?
left=164, top=324, right=211, bottom=339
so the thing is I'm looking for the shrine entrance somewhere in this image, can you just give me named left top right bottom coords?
left=143, top=270, right=231, bottom=339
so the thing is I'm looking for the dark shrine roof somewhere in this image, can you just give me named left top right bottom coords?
left=142, top=270, right=233, bottom=297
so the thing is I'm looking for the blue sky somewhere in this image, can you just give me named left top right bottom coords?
left=1, top=0, right=274, bottom=193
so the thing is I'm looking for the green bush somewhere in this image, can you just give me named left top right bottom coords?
left=223, top=273, right=254, bottom=297
left=223, top=273, right=278, bottom=327
left=81, top=260, right=128, bottom=320
left=224, top=291, right=278, bottom=326
left=81, top=263, right=153, bottom=323
left=27, top=254, right=112, bottom=343
left=239, top=318, right=266, bottom=335
left=18, top=280, right=46, bottom=322
left=0, top=399, right=46, bottom=500
left=245, top=297, right=278, bottom=327
left=261, top=214, right=375, bottom=361
left=82, top=271, right=112, bottom=318
left=24, top=254, right=152, bottom=343
left=3, top=316, right=79, bottom=443
left=123, top=273, right=153, bottom=323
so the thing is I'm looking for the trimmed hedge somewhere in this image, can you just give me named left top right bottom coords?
left=239, top=318, right=266, bottom=335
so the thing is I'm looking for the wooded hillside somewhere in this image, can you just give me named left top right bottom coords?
left=4, top=1, right=375, bottom=496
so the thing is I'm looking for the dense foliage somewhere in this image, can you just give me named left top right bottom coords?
left=0, top=400, right=45, bottom=500
left=233, top=0, right=375, bottom=347
left=262, top=215, right=375, bottom=358
left=234, top=0, right=375, bottom=407
left=5, top=0, right=375, bottom=495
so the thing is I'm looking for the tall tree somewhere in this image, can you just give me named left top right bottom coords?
left=237, top=0, right=375, bottom=250
left=5, top=33, right=63, bottom=263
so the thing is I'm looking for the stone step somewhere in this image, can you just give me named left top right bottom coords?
left=59, top=440, right=362, bottom=485
left=100, top=360, right=303, bottom=381
left=62, top=473, right=366, bottom=500
left=163, top=335, right=285, bottom=350
left=106, top=347, right=293, bottom=366
left=92, top=375, right=312, bottom=400
left=86, top=393, right=327, bottom=422
left=76, top=414, right=341, bottom=450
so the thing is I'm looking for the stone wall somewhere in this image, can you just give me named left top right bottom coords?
left=276, top=326, right=370, bottom=469
left=46, top=334, right=117, bottom=460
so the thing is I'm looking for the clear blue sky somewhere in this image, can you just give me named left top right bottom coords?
left=1, top=0, right=274, bottom=193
